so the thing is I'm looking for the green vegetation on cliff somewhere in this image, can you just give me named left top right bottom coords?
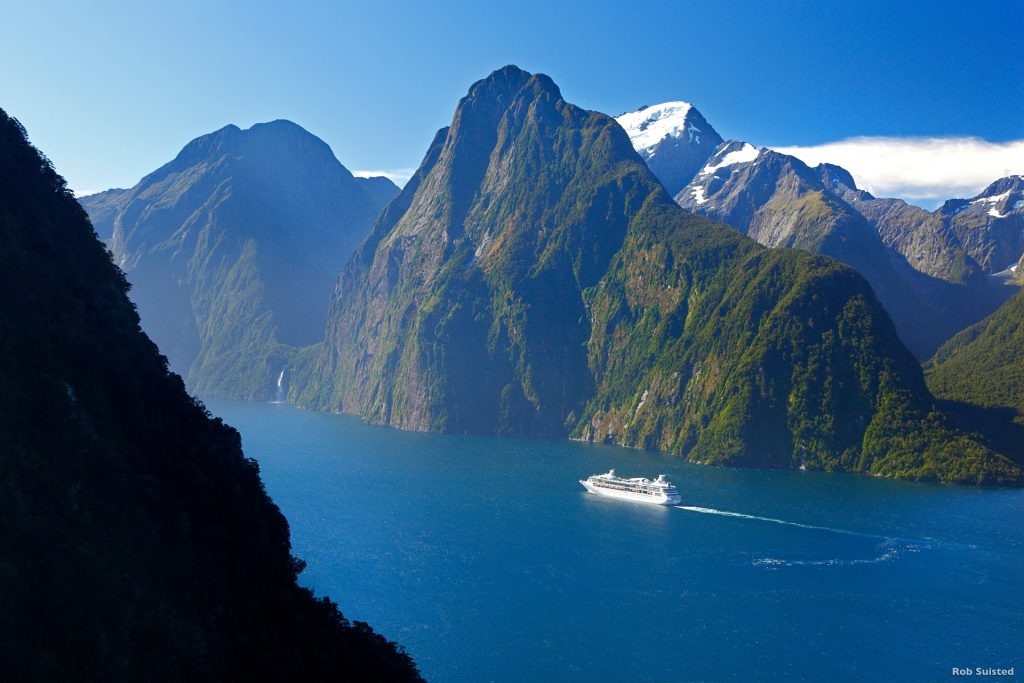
left=677, top=148, right=1012, bottom=359
left=926, top=290, right=1024, bottom=424
left=0, top=109, right=420, bottom=681
left=296, top=66, right=1019, bottom=485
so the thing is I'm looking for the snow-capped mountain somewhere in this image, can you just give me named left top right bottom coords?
left=675, top=140, right=1011, bottom=359
left=939, top=176, right=1024, bottom=274
left=615, top=102, right=722, bottom=196
left=678, top=140, right=762, bottom=207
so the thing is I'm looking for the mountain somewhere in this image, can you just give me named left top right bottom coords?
left=939, top=176, right=1024, bottom=274
left=78, top=186, right=127, bottom=242
left=295, top=66, right=1019, bottom=485
left=615, top=102, right=723, bottom=197
left=926, top=289, right=1024, bottom=422
left=925, top=288, right=1024, bottom=462
left=355, top=174, right=403, bottom=206
left=817, top=164, right=982, bottom=284
left=79, top=120, right=397, bottom=400
left=676, top=142, right=1013, bottom=358
left=0, top=109, right=421, bottom=681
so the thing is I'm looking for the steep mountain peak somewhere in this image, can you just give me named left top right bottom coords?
left=936, top=174, right=1024, bottom=220
left=142, top=118, right=345, bottom=188
left=939, top=176, right=1024, bottom=217
left=964, top=176, right=1024, bottom=219
left=484, top=63, right=533, bottom=83
left=446, top=66, right=569, bottom=154
left=463, top=65, right=560, bottom=107
left=616, top=101, right=697, bottom=155
left=249, top=117, right=305, bottom=132
left=213, top=122, right=242, bottom=135
left=976, top=174, right=1024, bottom=197
left=815, top=162, right=862, bottom=194
left=164, top=123, right=242, bottom=168
left=614, top=101, right=723, bottom=197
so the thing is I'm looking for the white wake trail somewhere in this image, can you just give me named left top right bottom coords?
left=675, top=505, right=885, bottom=540
left=673, top=505, right=939, bottom=568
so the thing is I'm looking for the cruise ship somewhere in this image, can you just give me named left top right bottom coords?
left=579, top=469, right=682, bottom=505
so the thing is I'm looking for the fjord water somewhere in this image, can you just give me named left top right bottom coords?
left=209, top=400, right=1024, bottom=682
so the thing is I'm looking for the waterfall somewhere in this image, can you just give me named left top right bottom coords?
left=273, top=368, right=286, bottom=403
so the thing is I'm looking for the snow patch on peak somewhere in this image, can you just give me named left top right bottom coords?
left=973, top=190, right=1019, bottom=219
left=973, top=190, right=1012, bottom=205
left=616, top=102, right=697, bottom=156
left=700, top=143, right=760, bottom=176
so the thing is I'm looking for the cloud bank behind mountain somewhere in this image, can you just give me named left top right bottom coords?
left=772, top=137, right=1024, bottom=208
left=352, top=168, right=416, bottom=187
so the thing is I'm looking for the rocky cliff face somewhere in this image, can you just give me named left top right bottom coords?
left=77, top=186, right=127, bottom=242
left=79, top=120, right=397, bottom=399
left=0, top=108, right=421, bottom=682
left=296, top=66, right=1019, bottom=484
left=817, top=164, right=981, bottom=284
left=677, top=143, right=1014, bottom=358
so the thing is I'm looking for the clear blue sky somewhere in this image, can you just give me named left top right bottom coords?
left=2, top=0, right=1021, bottom=195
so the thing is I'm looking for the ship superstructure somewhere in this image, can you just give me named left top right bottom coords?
left=579, top=469, right=682, bottom=505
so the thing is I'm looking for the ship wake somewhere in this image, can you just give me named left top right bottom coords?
left=674, top=505, right=882, bottom=539
left=673, top=505, right=938, bottom=568
left=751, top=539, right=932, bottom=569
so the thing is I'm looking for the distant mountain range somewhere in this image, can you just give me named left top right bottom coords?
left=71, top=70, right=1024, bottom=485
left=80, top=120, right=398, bottom=399
left=676, top=142, right=1015, bottom=357
left=615, top=103, right=1020, bottom=359
left=293, top=66, right=1019, bottom=484
left=0, top=108, right=421, bottom=681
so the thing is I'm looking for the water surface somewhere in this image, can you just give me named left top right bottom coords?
left=209, top=400, right=1024, bottom=683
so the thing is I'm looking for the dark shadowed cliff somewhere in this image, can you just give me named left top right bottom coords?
left=0, top=109, right=421, bottom=682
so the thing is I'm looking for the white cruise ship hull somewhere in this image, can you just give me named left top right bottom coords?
left=580, top=480, right=681, bottom=506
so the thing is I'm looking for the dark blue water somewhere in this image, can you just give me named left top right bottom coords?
left=209, top=400, right=1024, bottom=683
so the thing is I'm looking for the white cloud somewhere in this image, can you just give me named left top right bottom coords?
left=351, top=168, right=416, bottom=187
left=770, top=137, right=1024, bottom=208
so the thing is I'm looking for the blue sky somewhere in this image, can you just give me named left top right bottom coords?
left=2, top=0, right=1021, bottom=204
